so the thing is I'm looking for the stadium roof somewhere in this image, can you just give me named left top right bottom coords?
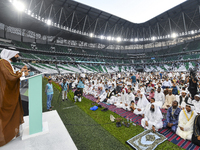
left=0, top=0, right=200, bottom=46
left=74, top=0, right=187, bottom=24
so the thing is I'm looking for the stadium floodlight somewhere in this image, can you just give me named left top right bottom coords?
left=100, top=35, right=105, bottom=39
left=89, top=33, right=94, bottom=38
left=27, top=10, right=31, bottom=15
left=171, top=33, right=177, bottom=38
left=152, top=36, right=156, bottom=41
left=116, top=37, right=122, bottom=42
left=134, top=38, right=138, bottom=42
left=191, top=30, right=194, bottom=34
left=13, top=0, right=25, bottom=12
left=107, top=36, right=111, bottom=41
left=46, top=19, right=52, bottom=25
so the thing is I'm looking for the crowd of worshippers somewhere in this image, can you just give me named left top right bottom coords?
left=51, top=71, right=200, bottom=146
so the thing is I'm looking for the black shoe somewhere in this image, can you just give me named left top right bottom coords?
left=98, top=105, right=102, bottom=108
left=116, top=122, right=121, bottom=127
left=101, top=108, right=108, bottom=111
left=62, top=99, right=64, bottom=101
left=66, top=99, right=68, bottom=101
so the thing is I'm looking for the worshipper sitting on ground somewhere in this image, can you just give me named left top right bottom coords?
left=176, top=103, right=197, bottom=141
left=154, top=87, right=165, bottom=108
left=172, top=82, right=178, bottom=95
left=192, top=114, right=200, bottom=146
left=115, top=89, right=126, bottom=108
left=148, top=89, right=155, bottom=101
left=107, top=92, right=118, bottom=105
left=96, top=89, right=109, bottom=103
left=177, top=91, right=192, bottom=110
left=143, top=98, right=156, bottom=118
left=163, top=101, right=181, bottom=132
left=146, top=84, right=152, bottom=95
left=74, top=88, right=82, bottom=102
left=162, top=88, right=176, bottom=109
left=141, top=103, right=163, bottom=132
left=102, top=89, right=113, bottom=103
left=162, top=78, right=172, bottom=89
left=192, top=94, right=200, bottom=114
left=134, top=93, right=150, bottom=116
left=123, top=88, right=135, bottom=111
left=164, top=87, right=169, bottom=96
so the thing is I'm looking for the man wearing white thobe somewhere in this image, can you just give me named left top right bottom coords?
left=176, top=104, right=197, bottom=140
left=141, top=103, right=163, bottom=132
left=154, top=88, right=165, bottom=108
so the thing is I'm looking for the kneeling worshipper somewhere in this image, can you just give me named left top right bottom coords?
left=141, top=103, right=163, bottom=132
left=192, top=94, right=200, bottom=114
left=163, top=101, right=181, bottom=132
left=192, top=114, right=200, bottom=146
left=134, top=93, right=150, bottom=116
left=162, top=89, right=176, bottom=109
left=0, top=49, right=29, bottom=146
left=176, top=103, right=197, bottom=140
left=154, top=87, right=165, bottom=108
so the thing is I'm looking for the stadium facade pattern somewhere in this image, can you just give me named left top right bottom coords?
left=0, top=0, right=200, bottom=72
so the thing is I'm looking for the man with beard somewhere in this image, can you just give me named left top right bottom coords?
left=0, top=49, right=29, bottom=146
left=192, top=94, right=200, bottom=114
left=177, top=91, right=192, bottom=109
left=176, top=103, right=197, bottom=140
left=141, top=103, right=163, bottom=132
left=163, top=101, right=181, bottom=132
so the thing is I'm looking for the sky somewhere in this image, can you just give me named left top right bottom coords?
left=74, top=0, right=187, bottom=23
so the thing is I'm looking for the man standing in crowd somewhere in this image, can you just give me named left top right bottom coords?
left=61, top=79, right=69, bottom=101
left=131, top=73, right=136, bottom=86
left=45, top=78, right=54, bottom=111
left=188, top=73, right=198, bottom=100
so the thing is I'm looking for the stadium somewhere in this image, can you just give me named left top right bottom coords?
left=0, top=0, right=200, bottom=150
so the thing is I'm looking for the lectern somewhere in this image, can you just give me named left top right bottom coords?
left=21, top=73, right=49, bottom=140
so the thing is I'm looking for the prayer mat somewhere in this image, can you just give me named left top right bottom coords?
left=127, top=130, right=167, bottom=150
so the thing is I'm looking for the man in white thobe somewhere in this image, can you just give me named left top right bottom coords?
left=141, top=103, right=163, bottom=132
left=192, top=94, right=200, bottom=114
left=123, top=89, right=135, bottom=111
left=154, top=87, right=165, bottom=108
left=134, top=93, right=150, bottom=115
left=162, top=89, right=176, bottom=109
left=176, top=104, right=197, bottom=140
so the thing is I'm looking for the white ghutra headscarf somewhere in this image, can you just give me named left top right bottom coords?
left=0, top=49, right=19, bottom=61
